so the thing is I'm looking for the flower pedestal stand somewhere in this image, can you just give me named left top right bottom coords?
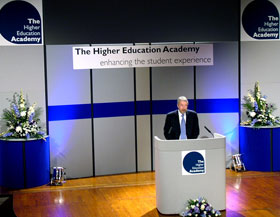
left=0, top=137, right=50, bottom=189
left=240, top=126, right=280, bottom=172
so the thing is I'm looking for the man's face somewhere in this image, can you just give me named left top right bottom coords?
left=177, top=100, right=188, bottom=114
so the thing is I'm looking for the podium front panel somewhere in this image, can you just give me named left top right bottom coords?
left=155, top=134, right=226, bottom=214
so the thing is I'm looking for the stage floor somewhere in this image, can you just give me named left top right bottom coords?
left=4, top=169, right=280, bottom=217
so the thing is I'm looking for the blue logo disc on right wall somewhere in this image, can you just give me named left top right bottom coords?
left=242, top=0, right=279, bottom=40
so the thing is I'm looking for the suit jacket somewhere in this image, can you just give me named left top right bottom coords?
left=164, top=109, right=199, bottom=140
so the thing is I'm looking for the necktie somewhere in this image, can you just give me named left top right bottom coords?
left=180, top=113, right=187, bottom=139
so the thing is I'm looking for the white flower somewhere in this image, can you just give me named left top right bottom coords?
left=201, top=204, right=205, bottom=210
left=188, top=213, right=192, bottom=216
left=196, top=203, right=199, bottom=207
left=16, top=126, right=22, bottom=133
left=20, top=103, right=25, bottom=108
left=20, top=111, right=26, bottom=117
left=215, top=214, right=218, bottom=216
left=249, top=111, right=256, bottom=117
left=202, top=199, right=205, bottom=203
left=191, top=205, right=195, bottom=209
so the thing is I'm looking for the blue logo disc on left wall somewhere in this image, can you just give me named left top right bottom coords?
left=0, top=0, right=42, bottom=44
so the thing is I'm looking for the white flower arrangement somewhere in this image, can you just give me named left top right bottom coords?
left=181, top=197, right=221, bottom=217
left=0, top=91, right=45, bottom=140
left=241, top=81, right=280, bottom=127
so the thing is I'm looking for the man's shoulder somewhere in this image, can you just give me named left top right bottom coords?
left=187, top=109, right=198, bottom=118
left=166, top=110, right=178, bottom=117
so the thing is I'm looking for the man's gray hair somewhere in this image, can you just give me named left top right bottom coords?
left=177, top=96, right=189, bottom=105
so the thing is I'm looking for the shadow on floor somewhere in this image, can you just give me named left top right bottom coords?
left=142, top=208, right=179, bottom=217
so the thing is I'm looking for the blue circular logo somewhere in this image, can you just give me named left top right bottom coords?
left=183, top=152, right=205, bottom=174
left=0, top=0, right=42, bottom=44
left=242, top=0, right=279, bottom=40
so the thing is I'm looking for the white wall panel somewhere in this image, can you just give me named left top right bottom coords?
left=137, top=115, right=151, bottom=171
left=94, top=117, right=136, bottom=176
left=152, top=67, right=194, bottom=100
left=46, top=45, right=93, bottom=178
left=93, top=68, right=134, bottom=103
left=46, top=45, right=91, bottom=106
left=135, top=66, right=151, bottom=171
left=92, top=66, right=136, bottom=175
left=49, top=119, right=93, bottom=178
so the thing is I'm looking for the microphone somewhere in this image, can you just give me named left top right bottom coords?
left=204, top=126, right=214, bottom=138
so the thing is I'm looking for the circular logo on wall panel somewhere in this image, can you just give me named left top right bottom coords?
left=0, top=0, right=42, bottom=44
left=242, top=0, right=279, bottom=40
left=182, top=150, right=206, bottom=175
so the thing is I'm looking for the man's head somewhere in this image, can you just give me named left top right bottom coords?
left=177, top=96, right=188, bottom=114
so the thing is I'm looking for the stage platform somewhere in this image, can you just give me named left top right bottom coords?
left=2, top=170, right=280, bottom=217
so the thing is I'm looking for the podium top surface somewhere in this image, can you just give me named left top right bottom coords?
left=154, top=133, right=225, bottom=151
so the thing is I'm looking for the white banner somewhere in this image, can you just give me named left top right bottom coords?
left=72, top=44, right=213, bottom=69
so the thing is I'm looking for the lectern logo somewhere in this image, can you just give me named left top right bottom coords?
left=182, top=150, right=206, bottom=175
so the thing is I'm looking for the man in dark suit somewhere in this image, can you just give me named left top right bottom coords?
left=164, top=96, right=199, bottom=140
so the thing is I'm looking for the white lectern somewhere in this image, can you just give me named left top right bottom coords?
left=154, top=133, right=226, bottom=214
